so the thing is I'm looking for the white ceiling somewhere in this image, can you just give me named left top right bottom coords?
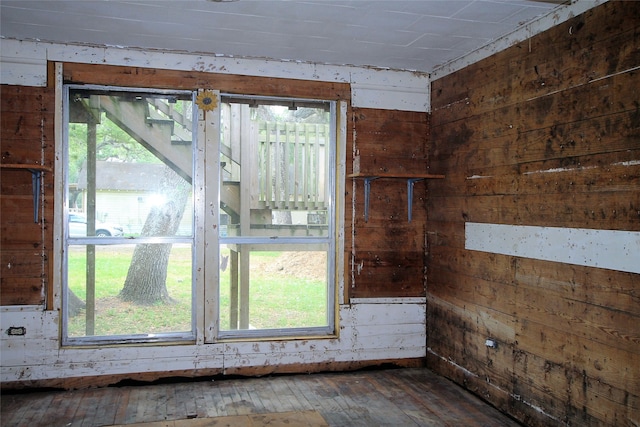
left=0, top=0, right=564, bottom=73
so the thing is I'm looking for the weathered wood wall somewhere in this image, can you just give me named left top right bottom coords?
left=1, top=85, right=55, bottom=307
left=427, top=2, right=639, bottom=426
left=348, top=108, right=430, bottom=299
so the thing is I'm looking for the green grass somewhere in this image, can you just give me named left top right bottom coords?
left=67, top=246, right=327, bottom=337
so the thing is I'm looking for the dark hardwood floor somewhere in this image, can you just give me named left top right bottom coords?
left=1, top=368, right=522, bottom=426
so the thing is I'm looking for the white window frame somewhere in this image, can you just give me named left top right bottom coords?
left=60, top=84, right=199, bottom=346
left=54, top=77, right=346, bottom=346
left=208, top=94, right=339, bottom=341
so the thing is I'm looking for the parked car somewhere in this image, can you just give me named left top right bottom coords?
left=68, top=213, right=124, bottom=237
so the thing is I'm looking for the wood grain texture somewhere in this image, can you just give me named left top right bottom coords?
left=427, top=2, right=640, bottom=426
left=62, top=63, right=351, bottom=101
left=348, top=108, right=430, bottom=298
left=1, top=85, right=54, bottom=306
left=0, top=368, right=522, bottom=427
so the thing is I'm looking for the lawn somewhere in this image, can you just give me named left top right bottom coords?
left=67, top=245, right=328, bottom=338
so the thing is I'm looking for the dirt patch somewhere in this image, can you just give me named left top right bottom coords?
left=254, top=251, right=327, bottom=282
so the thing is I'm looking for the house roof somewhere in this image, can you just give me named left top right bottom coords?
left=77, top=161, right=167, bottom=192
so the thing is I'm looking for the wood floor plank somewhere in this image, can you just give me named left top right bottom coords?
left=281, top=376, right=315, bottom=412
left=332, top=373, right=419, bottom=427
left=193, top=383, right=211, bottom=419
left=0, top=368, right=523, bottom=427
left=133, top=384, right=154, bottom=423
left=100, top=388, right=122, bottom=426
left=112, top=386, right=132, bottom=425
left=7, top=391, right=53, bottom=426
left=216, top=379, right=239, bottom=416
left=243, top=379, right=268, bottom=414
left=199, top=382, right=220, bottom=418
left=162, top=383, right=178, bottom=421
left=366, top=372, right=442, bottom=426
left=207, top=380, right=227, bottom=417
left=78, top=389, right=101, bottom=427
left=264, top=378, right=290, bottom=413
left=85, top=388, right=120, bottom=427
left=175, top=382, right=198, bottom=419
left=306, top=374, right=367, bottom=426
left=62, top=389, right=86, bottom=426
left=251, top=378, right=279, bottom=414
left=266, top=377, right=300, bottom=413
left=122, top=384, right=142, bottom=423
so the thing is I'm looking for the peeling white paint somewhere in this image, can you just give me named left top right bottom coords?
left=466, top=175, right=493, bottom=180
left=613, top=160, right=640, bottom=167
left=426, top=347, right=478, bottom=378
left=465, top=222, right=640, bottom=274
left=0, top=38, right=430, bottom=111
left=350, top=297, right=426, bottom=304
left=522, top=158, right=638, bottom=176
left=522, top=165, right=598, bottom=175
left=1, top=303, right=426, bottom=384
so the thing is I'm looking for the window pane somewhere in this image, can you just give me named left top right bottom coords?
left=66, top=244, right=193, bottom=338
left=219, top=247, right=329, bottom=331
left=219, top=101, right=330, bottom=238
left=64, top=87, right=195, bottom=343
left=67, top=90, right=194, bottom=238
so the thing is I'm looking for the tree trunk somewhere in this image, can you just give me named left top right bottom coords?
left=68, top=289, right=86, bottom=316
left=119, top=166, right=190, bottom=305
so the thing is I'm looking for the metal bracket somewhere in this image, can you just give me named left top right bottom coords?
left=1, top=165, right=47, bottom=223
left=363, top=177, right=379, bottom=222
left=363, top=177, right=425, bottom=222
left=349, top=173, right=443, bottom=223
left=407, top=178, right=425, bottom=222
left=28, top=169, right=42, bottom=223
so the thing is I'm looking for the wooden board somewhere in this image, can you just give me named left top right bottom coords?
left=62, top=63, right=351, bottom=101
left=348, top=108, right=431, bottom=298
left=1, top=85, right=54, bottom=306
left=109, top=410, right=329, bottom=427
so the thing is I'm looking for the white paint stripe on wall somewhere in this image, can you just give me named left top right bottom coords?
left=465, top=222, right=640, bottom=274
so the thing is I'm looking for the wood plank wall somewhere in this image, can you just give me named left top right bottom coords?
left=1, top=85, right=55, bottom=307
left=348, top=108, right=430, bottom=299
left=427, top=2, right=639, bottom=426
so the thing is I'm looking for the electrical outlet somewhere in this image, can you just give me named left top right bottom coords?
left=6, top=326, right=26, bottom=336
left=485, top=338, right=497, bottom=348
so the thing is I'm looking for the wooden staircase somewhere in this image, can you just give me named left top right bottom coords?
left=77, top=95, right=330, bottom=229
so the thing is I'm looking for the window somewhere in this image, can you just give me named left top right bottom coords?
left=61, top=85, right=338, bottom=345
left=216, top=96, right=336, bottom=338
left=62, top=86, right=196, bottom=344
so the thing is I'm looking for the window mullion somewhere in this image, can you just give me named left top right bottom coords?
left=202, top=90, right=221, bottom=344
